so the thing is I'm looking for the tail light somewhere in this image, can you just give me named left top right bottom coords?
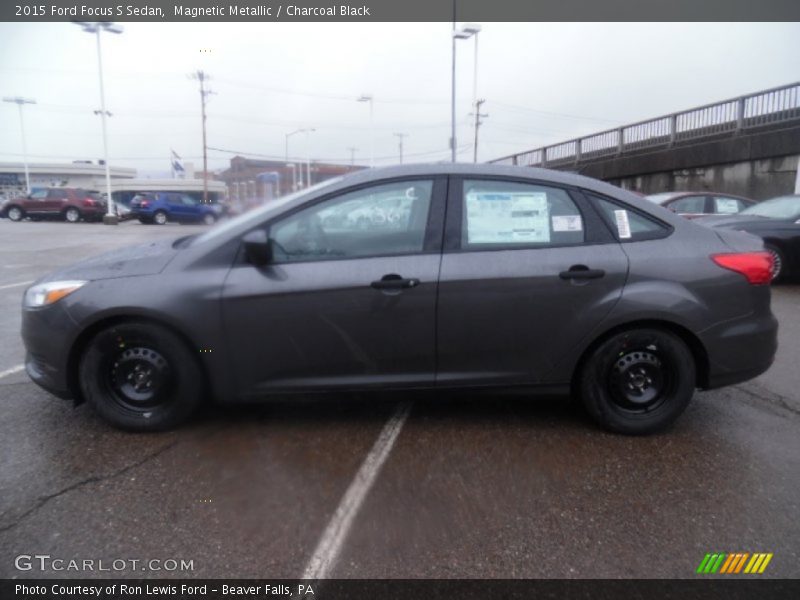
left=711, top=252, right=773, bottom=285
left=140, top=200, right=150, bottom=208
left=83, top=198, right=96, bottom=206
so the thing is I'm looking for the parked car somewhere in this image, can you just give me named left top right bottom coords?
left=645, top=191, right=755, bottom=219
left=21, top=164, right=777, bottom=434
left=129, top=192, right=224, bottom=225
left=696, top=194, right=800, bottom=282
left=1, top=188, right=106, bottom=222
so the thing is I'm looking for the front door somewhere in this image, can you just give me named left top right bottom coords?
left=436, top=177, right=629, bottom=386
left=221, top=177, right=446, bottom=397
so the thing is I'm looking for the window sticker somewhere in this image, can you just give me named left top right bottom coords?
left=466, top=192, right=550, bottom=244
left=614, top=209, right=632, bottom=239
left=551, top=215, right=583, bottom=232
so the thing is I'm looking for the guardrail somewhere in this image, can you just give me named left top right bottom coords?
left=490, top=82, right=800, bottom=168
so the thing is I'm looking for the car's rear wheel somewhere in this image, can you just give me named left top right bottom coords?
left=202, top=213, right=216, bottom=226
left=579, top=328, right=695, bottom=435
left=7, top=206, right=24, bottom=221
left=64, top=207, right=81, bottom=223
left=764, top=244, right=785, bottom=283
left=79, top=321, right=204, bottom=431
left=153, top=210, right=168, bottom=225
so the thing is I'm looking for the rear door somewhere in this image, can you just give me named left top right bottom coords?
left=221, top=177, right=447, bottom=396
left=666, top=194, right=709, bottom=219
left=436, top=177, right=629, bottom=386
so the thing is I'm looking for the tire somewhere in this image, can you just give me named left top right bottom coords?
left=579, top=328, right=696, bottom=435
left=202, top=213, right=216, bottom=226
left=764, top=244, right=785, bottom=283
left=79, top=321, right=204, bottom=431
left=64, top=207, right=81, bottom=223
left=7, top=205, right=24, bottom=221
left=153, top=210, right=168, bottom=225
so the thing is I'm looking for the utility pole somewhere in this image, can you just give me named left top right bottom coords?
left=346, top=147, right=358, bottom=166
left=472, top=99, right=488, bottom=163
left=2, top=97, right=36, bottom=194
left=393, top=133, right=408, bottom=164
left=191, top=70, right=213, bottom=203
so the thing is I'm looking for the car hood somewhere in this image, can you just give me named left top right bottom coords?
left=38, top=238, right=180, bottom=283
left=693, top=214, right=772, bottom=228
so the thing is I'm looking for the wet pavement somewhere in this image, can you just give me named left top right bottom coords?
left=0, top=220, right=798, bottom=579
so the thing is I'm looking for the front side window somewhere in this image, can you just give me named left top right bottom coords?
left=270, top=180, right=433, bottom=262
left=29, top=190, right=47, bottom=200
left=461, top=180, right=584, bottom=248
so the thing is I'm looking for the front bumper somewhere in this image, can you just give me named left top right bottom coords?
left=21, top=302, right=78, bottom=400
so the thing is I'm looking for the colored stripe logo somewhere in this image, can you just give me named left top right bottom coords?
left=696, top=552, right=773, bottom=574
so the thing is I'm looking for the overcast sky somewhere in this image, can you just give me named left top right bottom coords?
left=0, top=22, right=798, bottom=175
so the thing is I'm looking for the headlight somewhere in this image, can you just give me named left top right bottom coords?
left=24, top=281, right=87, bottom=308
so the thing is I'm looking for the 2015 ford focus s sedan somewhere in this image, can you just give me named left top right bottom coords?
left=21, top=164, right=778, bottom=434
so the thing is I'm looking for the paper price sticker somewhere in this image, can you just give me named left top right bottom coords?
left=614, top=209, right=632, bottom=239
left=552, top=215, right=583, bottom=232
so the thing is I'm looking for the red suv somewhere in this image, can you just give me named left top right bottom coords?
left=1, top=188, right=107, bottom=223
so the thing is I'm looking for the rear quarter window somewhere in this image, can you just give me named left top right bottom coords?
left=588, top=193, right=672, bottom=242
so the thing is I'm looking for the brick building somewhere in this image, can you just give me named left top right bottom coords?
left=217, top=156, right=364, bottom=211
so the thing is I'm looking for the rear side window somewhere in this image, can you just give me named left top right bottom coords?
left=461, top=180, right=584, bottom=248
left=714, top=196, right=745, bottom=214
left=589, top=194, right=670, bottom=242
left=668, top=195, right=706, bottom=214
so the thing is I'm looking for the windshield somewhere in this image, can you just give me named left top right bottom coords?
left=191, top=177, right=344, bottom=246
left=740, top=196, right=800, bottom=219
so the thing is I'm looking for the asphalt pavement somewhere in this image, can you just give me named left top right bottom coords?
left=0, top=219, right=798, bottom=579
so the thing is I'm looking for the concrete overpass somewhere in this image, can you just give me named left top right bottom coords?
left=489, top=82, right=800, bottom=199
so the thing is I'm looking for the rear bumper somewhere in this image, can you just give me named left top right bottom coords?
left=700, top=311, right=778, bottom=390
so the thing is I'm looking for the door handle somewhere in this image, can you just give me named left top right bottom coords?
left=370, top=274, right=420, bottom=290
left=559, top=265, right=605, bottom=280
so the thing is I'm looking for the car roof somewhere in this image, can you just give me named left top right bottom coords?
left=336, top=163, right=645, bottom=201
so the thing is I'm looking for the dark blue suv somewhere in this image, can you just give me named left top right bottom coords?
left=129, top=192, right=223, bottom=225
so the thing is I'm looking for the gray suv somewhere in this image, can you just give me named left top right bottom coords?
left=21, top=164, right=778, bottom=434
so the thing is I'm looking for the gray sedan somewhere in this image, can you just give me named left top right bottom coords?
left=21, top=164, right=778, bottom=434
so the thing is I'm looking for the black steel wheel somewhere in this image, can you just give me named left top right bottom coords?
left=79, top=321, right=204, bottom=431
left=579, top=328, right=695, bottom=434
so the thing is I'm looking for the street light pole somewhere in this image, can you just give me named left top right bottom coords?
left=453, top=23, right=481, bottom=165
left=357, top=95, right=374, bottom=167
left=346, top=147, right=358, bottom=166
left=304, top=128, right=315, bottom=188
left=3, top=96, right=36, bottom=194
left=75, top=21, right=123, bottom=224
left=394, top=133, right=408, bottom=164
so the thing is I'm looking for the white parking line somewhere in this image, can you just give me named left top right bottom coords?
left=0, top=280, right=33, bottom=290
left=301, top=401, right=412, bottom=581
left=0, top=364, right=25, bottom=379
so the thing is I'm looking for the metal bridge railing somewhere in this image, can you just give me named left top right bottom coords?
left=490, top=82, right=800, bottom=168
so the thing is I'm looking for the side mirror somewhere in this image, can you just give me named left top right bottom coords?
left=242, top=229, right=272, bottom=266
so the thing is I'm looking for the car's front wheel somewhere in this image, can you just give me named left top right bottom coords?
left=7, top=205, right=24, bottom=221
left=579, top=328, right=695, bottom=435
left=202, top=213, right=216, bottom=226
left=79, top=321, right=204, bottom=431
